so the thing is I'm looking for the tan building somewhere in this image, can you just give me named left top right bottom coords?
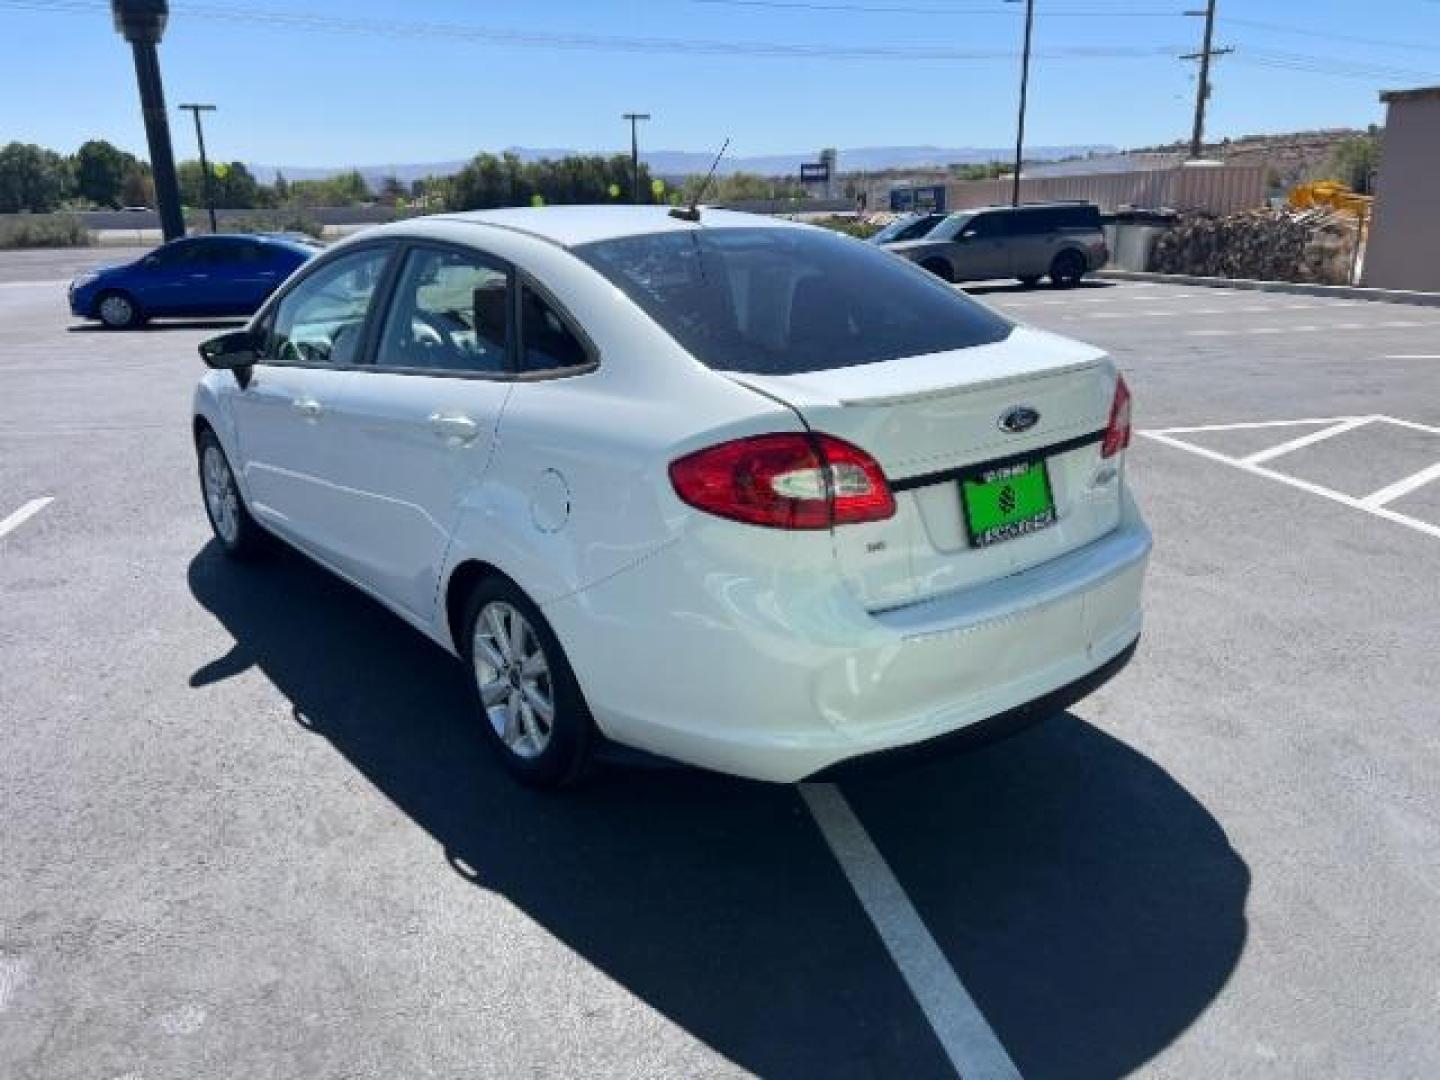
left=1363, top=86, right=1440, bottom=292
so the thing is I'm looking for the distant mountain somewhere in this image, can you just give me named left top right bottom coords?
left=249, top=144, right=1116, bottom=186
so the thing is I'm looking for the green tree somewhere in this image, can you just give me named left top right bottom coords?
left=378, top=173, right=406, bottom=205
left=1325, top=131, right=1382, bottom=194
left=446, top=152, right=648, bottom=210
left=120, top=163, right=153, bottom=208
left=0, top=142, right=71, bottom=212
left=273, top=170, right=290, bottom=202
left=72, top=139, right=136, bottom=208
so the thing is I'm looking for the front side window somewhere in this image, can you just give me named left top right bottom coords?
left=265, top=246, right=391, bottom=366
left=576, top=227, right=1013, bottom=376
left=150, top=239, right=205, bottom=269
left=964, top=214, right=1005, bottom=239
left=377, top=247, right=511, bottom=374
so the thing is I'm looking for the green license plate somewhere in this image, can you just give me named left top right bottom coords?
left=960, top=460, right=1057, bottom=548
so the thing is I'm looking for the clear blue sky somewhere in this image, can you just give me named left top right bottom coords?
left=2, top=0, right=1438, bottom=167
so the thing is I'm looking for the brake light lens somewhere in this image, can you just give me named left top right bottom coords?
left=1101, top=375, right=1132, bottom=458
left=669, top=433, right=896, bottom=530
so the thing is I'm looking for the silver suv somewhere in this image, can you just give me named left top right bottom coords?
left=881, top=203, right=1108, bottom=288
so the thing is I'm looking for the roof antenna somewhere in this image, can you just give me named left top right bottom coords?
left=669, top=137, right=730, bottom=222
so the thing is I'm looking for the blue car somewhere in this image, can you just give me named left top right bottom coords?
left=69, top=233, right=319, bottom=329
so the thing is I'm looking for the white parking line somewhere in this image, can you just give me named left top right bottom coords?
left=1182, top=322, right=1430, bottom=337
left=1150, top=417, right=1367, bottom=435
left=801, top=783, right=1020, bottom=1080
left=1361, top=461, right=1440, bottom=508
left=0, top=497, right=54, bottom=539
left=1385, top=355, right=1440, bottom=360
left=1242, top=416, right=1375, bottom=465
left=1140, top=417, right=1440, bottom=541
left=0, top=279, right=69, bottom=289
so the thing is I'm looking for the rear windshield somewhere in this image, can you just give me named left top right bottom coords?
left=574, top=227, right=1013, bottom=376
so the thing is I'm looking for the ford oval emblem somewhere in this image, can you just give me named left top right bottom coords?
left=999, top=406, right=1041, bottom=434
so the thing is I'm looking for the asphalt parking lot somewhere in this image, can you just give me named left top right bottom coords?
left=3, top=247, right=1440, bottom=1079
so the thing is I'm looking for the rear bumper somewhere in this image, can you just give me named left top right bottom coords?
left=808, top=634, right=1138, bottom=780
left=545, top=492, right=1150, bottom=783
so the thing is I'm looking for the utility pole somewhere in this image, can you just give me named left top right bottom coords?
left=111, top=0, right=184, bottom=241
left=1005, top=0, right=1035, bottom=207
left=622, top=112, right=650, bottom=204
left=179, top=103, right=218, bottom=232
left=1183, top=0, right=1233, bottom=160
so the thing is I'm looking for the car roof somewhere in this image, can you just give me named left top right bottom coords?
left=965, top=202, right=1099, bottom=214
left=413, top=205, right=809, bottom=249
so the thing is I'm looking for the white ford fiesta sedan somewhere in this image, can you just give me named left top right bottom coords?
left=193, top=206, right=1150, bottom=786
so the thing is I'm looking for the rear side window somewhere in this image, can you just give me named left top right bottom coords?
left=575, top=227, right=1012, bottom=376
left=519, top=285, right=590, bottom=373
left=265, top=246, right=391, bottom=366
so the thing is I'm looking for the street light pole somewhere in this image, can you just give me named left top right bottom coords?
left=622, top=112, right=651, bottom=204
left=179, top=103, right=217, bottom=232
left=111, top=0, right=184, bottom=241
left=1007, top=0, right=1035, bottom=208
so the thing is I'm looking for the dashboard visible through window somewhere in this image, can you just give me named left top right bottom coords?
left=264, top=246, right=391, bottom=367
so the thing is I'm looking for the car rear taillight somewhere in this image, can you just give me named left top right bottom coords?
left=1101, top=375, right=1132, bottom=458
left=669, top=433, right=896, bottom=530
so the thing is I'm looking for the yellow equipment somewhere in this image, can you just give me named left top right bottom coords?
left=1288, top=180, right=1373, bottom=217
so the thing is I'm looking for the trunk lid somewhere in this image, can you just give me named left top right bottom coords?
left=728, top=326, right=1125, bottom=610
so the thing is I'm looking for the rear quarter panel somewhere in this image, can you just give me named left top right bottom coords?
left=431, top=228, right=802, bottom=635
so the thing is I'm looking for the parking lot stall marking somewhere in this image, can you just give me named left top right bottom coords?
left=0, top=497, right=53, bottom=540
left=1385, top=355, right=1440, bottom=360
left=1140, top=418, right=1440, bottom=542
left=1360, top=461, right=1440, bottom=508
left=0, top=279, right=70, bottom=289
left=800, top=783, right=1021, bottom=1080
left=1241, top=416, right=1376, bottom=465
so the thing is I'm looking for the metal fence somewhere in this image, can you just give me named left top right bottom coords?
left=943, top=164, right=1268, bottom=216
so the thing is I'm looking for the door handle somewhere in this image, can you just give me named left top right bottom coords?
left=292, top=397, right=323, bottom=419
left=429, top=412, right=480, bottom=443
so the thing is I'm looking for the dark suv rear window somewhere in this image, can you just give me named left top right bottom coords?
left=574, top=227, right=1013, bottom=376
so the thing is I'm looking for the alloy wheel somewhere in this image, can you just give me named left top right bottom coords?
left=202, top=444, right=240, bottom=546
left=472, top=601, right=555, bottom=759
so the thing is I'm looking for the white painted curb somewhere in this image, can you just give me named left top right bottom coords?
left=1096, top=269, right=1440, bottom=308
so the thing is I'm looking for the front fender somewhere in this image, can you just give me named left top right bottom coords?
left=192, top=373, right=251, bottom=502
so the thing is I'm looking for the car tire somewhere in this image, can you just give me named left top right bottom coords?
left=96, top=290, right=142, bottom=329
left=920, top=258, right=954, bottom=283
left=197, top=428, right=267, bottom=559
left=1049, top=251, right=1086, bottom=289
left=462, top=577, right=595, bottom=789
left=1018, top=275, right=1041, bottom=288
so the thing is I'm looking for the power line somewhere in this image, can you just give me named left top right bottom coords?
left=7, top=0, right=1435, bottom=81
left=0, top=0, right=1185, bottom=62
left=1222, top=16, right=1440, bottom=57
left=1236, top=52, right=1440, bottom=83
left=689, top=0, right=1185, bottom=16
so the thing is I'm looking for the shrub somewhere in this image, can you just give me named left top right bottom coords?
left=806, top=215, right=883, bottom=240
left=0, top=213, right=92, bottom=248
left=214, top=211, right=324, bottom=239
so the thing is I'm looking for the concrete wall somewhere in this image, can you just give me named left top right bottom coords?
left=942, top=164, right=1266, bottom=216
left=1363, top=87, right=1440, bottom=292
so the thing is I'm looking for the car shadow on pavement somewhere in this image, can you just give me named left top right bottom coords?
left=188, top=540, right=1248, bottom=1080
left=68, top=319, right=245, bottom=333
left=964, top=280, right=1118, bottom=297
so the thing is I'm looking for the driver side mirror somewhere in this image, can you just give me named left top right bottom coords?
left=199, top=329, right=259, bottom=387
